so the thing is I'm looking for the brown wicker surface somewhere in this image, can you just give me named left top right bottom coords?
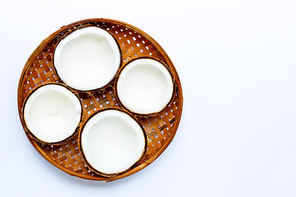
left=17, top=18, right=183, bottom=181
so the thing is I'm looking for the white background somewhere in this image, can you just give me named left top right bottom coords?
left=1, top=0, right=296, bottom=196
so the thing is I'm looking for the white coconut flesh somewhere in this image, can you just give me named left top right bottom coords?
left=117, top=59, right=174, bottom=114
left=24, top=84, right=81, bottom=143
left=54, top=27, right=121, bottom=91
left=81, top=110, right=145, bottom=174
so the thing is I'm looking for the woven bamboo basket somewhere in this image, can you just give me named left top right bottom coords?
left=17, top=18, right=183, bottom=181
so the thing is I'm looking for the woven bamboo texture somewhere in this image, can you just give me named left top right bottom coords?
left=17, top=18, right=183, bottom=181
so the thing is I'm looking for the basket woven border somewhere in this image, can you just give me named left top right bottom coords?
left=17, top=18, right=183, bottom=181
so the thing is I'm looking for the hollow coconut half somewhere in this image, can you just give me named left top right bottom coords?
left=23, top=84, right=82, bottom=143
left=80, top=109, right=146, bottom=175
left=117, top=58, right=174, bottom=115
left=54, top=27, right=121, bottom=91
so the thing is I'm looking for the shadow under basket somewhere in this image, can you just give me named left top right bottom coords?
left=17, top=18, right=183, bottom=182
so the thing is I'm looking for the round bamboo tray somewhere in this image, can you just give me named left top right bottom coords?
left=17, top=18, right=183, bottom=182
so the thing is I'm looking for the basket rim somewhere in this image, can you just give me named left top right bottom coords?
left=17, top=18, right=184, bottom=181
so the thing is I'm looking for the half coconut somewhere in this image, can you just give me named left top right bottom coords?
left=80, top=109, right=146, bottom=175
left=117, top=58, right=174, bottom=115
left=23, top=84, right=82, bottom=143
left=54, top=26, right=121, bottom=91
